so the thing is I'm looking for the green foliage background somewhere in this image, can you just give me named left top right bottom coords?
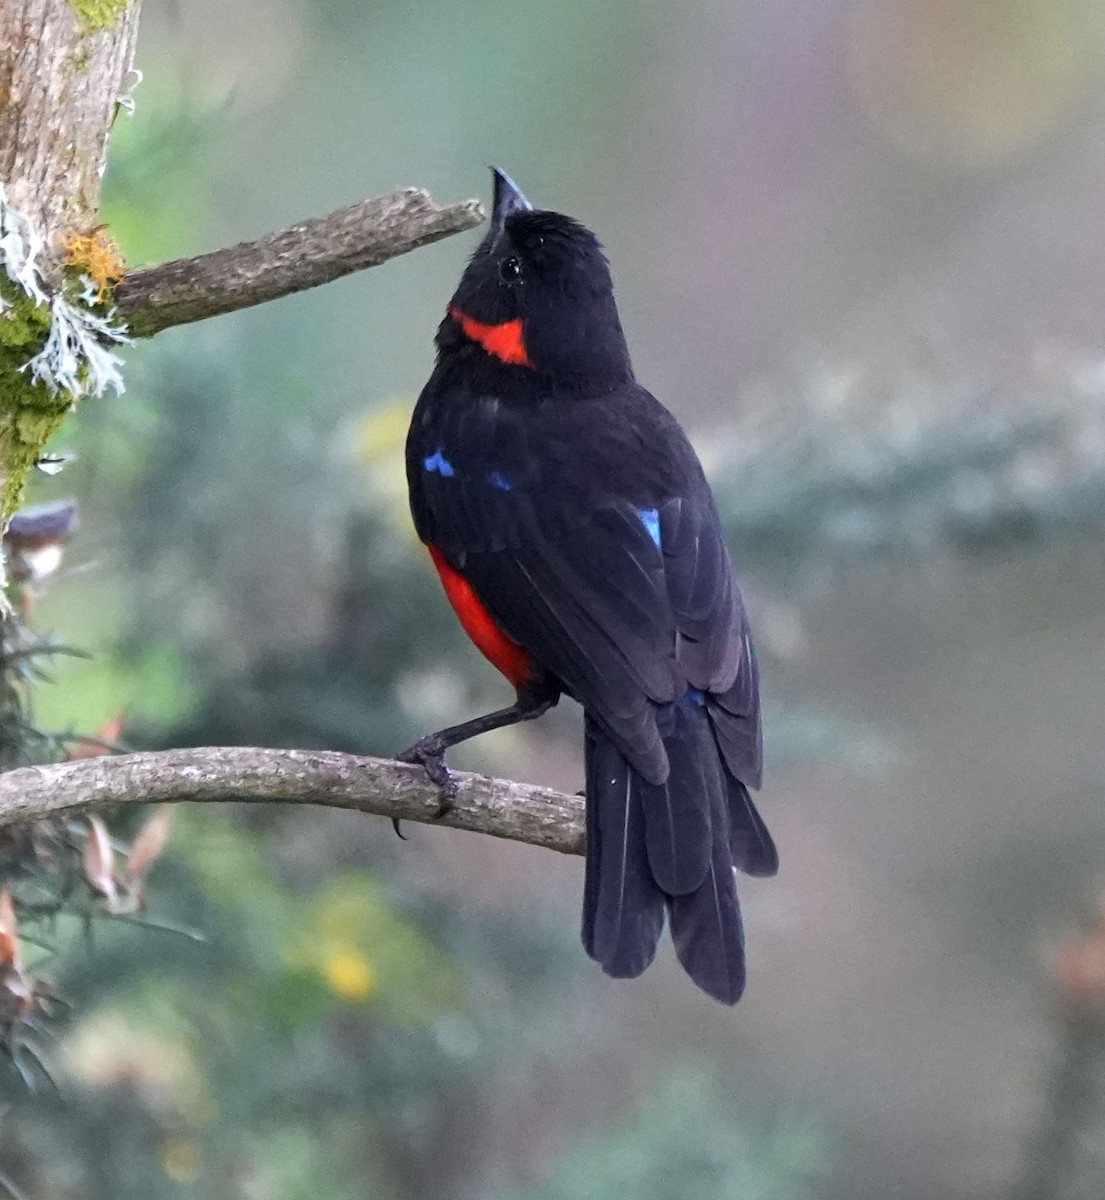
left=7, top=1, right=1105, bottom=1198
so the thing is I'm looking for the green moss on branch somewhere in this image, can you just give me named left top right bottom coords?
left=68, top=0, right=129, bottom=33
left=0, top=282, right=72, bottom=519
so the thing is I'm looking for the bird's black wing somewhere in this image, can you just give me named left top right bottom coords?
left=407, top=380, right=759, bottom=786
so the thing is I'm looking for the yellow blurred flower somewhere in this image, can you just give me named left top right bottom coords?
left=353, top=399, right=410, bottom=467
left=348, top=399, right=417, bottom=533
left=323, top=946, right=377, bottom=1002
left=283, top=878, right=462, bottom=1023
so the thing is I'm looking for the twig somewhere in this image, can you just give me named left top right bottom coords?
left=0, top=748, right=585, bottom=855
left=115, top=188, right=485, bottom=336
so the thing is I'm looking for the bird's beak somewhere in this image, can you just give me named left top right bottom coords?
left=491, top=167, right=533, bottom=233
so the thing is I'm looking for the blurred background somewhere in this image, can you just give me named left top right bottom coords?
left=5, top=0, right=1105, bottom=1196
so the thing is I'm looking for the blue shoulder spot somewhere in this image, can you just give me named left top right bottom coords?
left=488, top=470, right=513, bottom=491
left=424, top=448, right=455, bottom=477
left=682, top=687, right=706, bottom=707
left=637, top=506, right=661, bottom=549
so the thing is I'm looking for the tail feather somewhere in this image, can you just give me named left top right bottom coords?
left=667, top=832, right=746, bottom=1005
left=582, top=699, right=773, bottom=1005
left=637, top=700, right=712, bottom=895
left=726, top=776, right=779, bottom=878
left=582, top=716, right=665, bottom=977
left=666, top=717, right=747, bottom=1004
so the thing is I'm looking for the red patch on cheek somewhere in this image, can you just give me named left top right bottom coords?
left=448, top=306, right=532, bottom=367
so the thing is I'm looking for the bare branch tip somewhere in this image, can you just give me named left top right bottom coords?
left=115, top=185, right=486, bottom=335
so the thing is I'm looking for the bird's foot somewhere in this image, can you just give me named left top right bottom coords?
left=396, top=733, right=459, bottom=818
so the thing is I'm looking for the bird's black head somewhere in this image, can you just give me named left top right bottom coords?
left=437, top=169, right=633, bottom=392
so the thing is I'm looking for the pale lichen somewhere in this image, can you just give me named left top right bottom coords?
left=115, top=67, right=142, bottom=118
left=0, top=185, right=129, bottom=518
left=25, top=273, right=129, bottom=398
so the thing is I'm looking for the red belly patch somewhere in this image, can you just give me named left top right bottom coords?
left=428, top=544, right=535, bottom=686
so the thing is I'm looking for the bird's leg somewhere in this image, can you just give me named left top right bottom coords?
left=397, top=684, right=558, bottom=819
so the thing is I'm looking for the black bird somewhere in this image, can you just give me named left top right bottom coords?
left=401, top=170, right=777, bottom=1003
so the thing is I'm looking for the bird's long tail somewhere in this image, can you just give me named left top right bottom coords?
left=581, top=697, right=776, bottom=1004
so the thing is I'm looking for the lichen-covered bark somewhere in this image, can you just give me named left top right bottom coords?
left=0, top=0, right=140, bottom=272
left=0, top=272, right=73, bottom=516
left=0, top=0, right=139, bottom=522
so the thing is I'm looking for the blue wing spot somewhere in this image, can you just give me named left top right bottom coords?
left=637, top=506, right=661, bottom=548
left=424, top=448, right=455, bottom=477
left=488, top=470, right=513, bottom=491
left=683, top=687, right=706, bottom=707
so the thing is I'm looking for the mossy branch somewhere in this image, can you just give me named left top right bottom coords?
left=114, top=188, right=485, bottom=336
left=0, top=0, right=140, bottom=526
left=0, top=747, right=586, bottom=854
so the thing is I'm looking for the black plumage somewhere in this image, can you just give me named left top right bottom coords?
left=403, top=170, right=777, bottom=1004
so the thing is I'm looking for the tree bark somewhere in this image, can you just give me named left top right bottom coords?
left=0, top=748, right=587, bottom=855
left=0, top=0, right=141, bottom=272
left=0, top=1, right=141, bottom=524
left=115, top=188, right=484, bottom=336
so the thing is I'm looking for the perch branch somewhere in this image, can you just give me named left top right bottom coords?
left=114, top=188, right=485, bottom=336
left=0, top=747, right=585, bottom=855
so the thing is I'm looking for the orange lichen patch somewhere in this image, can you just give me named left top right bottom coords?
left=62, top=226, right=126, bottom=302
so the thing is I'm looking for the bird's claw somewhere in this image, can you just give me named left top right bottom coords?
left=397, top=734, right=459, bottom=818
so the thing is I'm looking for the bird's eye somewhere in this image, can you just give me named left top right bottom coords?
left=499, top=256, right=522, bottom=284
